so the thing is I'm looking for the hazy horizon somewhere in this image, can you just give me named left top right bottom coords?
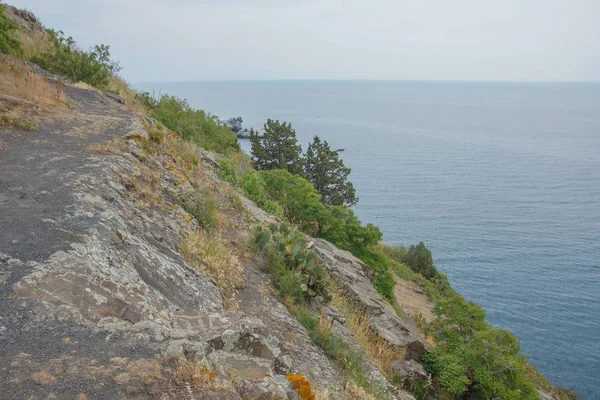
left=136, top=78, right=600, bottom=84
left=6, top=0, right=600, bottom=83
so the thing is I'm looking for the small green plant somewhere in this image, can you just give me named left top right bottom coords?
left=296, top=306, right=390, bottom=399
left=181, top=194, right=219, bottom=230
left=0, top=5, right=21, bottom=56
left=148, top=123, right=164, bottom=143
left=0, top=114, right=35, bottom=131
left=255, top=224, right=329, bottom=302
left=218, top=158, right=239, bottom=184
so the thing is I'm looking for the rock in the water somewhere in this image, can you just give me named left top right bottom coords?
left=237, top=127, right=252, bottom=138
left=226, top=116, right=243, bottom=133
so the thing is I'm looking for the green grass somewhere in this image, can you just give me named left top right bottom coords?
left=181, top=194, right=219, bottom=231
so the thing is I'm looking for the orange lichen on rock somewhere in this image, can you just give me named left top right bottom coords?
left=287, top=374, right=316, bottom=400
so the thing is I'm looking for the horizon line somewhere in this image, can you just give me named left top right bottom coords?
left=132, top=78, right=600, bottom=85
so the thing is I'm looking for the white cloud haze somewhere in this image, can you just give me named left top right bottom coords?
left=7, top=0, right=600, bottom=82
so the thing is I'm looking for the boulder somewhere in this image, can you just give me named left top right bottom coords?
left=391, top=360, right=430, bottom=386
left=226, top=117, right=243, bottom=133
left=314, top=239, right=428, bottom=360
left=237, top=128, right=252, bottom=138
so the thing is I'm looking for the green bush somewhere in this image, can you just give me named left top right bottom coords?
left=404, top=242, right=437, bottom=279
left=255, top=224, right=329, bottom=303
left=260, top=169, right=326, bottom=234
left=145, top=94, right=239, bottom=155
left=218, top=158, right=239, bottom=185
left=181, top=194, right=219, bottom=230
left=32, top=30, right=120, bottom=89
left=422, top=293, right=538, bottom=398
left=0, top=5, right=21, bottom=56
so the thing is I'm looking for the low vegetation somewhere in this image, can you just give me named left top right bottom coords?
left=254, top=225, right=393, bottom=399
left=137, top=93, right=239, bottom=155
left=180, top=230, right=244, bottom=294
left=32, top=29, right=120, bottom=90
left=0, top=4, right=21, bottom=55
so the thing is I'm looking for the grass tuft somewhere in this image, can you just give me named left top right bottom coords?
left=180, top=230, right=244, bottom=294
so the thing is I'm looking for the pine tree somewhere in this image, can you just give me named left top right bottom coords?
left=304, top=135, right=358, bottom=206
left=249, top=119, right=304, bottom=174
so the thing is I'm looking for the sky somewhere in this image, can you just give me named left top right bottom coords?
left=6, top=0, right=600, bottom=82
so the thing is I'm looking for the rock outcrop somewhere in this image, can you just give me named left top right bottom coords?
left=0, top=28, right=423, bottom=400
left=224, top=117, right=263, bottom=139
left=225, top=116, right=243, bottom=133
left=314, top=239, right=428, bottom=360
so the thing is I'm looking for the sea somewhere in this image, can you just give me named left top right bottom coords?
left=136, top=80, right=600, bottom=398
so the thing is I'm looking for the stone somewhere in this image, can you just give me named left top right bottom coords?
left=391, top=359, right=430, bottom=387
left=538, top=390, right=557, bottom=400
left=225, top=117, right=243, bottom=133
left=237, top=128, right=252, bottom=138
left=104, top=92, right=126, bottom=105
left=314, top=239, right=427, bottom=360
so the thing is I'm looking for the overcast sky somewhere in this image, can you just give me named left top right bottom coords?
left=7, top=0, right=600, bottom=82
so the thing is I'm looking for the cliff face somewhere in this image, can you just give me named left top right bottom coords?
left=0, top=61, right=429, bottom=399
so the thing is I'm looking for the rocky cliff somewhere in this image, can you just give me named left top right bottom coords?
left=1, top=3, right=575, bottom=399
left=0, top=61, right=430, bottom=399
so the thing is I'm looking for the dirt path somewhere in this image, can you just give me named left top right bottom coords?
left=0, top=86, right=161, bottom=400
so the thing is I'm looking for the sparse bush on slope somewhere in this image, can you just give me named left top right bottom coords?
left=32, top=29, right=120, bottom=89
left=139, top=93, right=240, bottom=155
left=0, top=4, right=21, bottom=55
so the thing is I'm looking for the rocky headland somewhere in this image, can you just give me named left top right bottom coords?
left=0, top=4, right=575, bottom=400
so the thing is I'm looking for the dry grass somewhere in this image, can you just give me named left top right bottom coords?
left=15, top=28, right=53, bottom=60
left=180, top=230, right=244, bottom=294
left=342, top=381, right=377, bottom=400
left=0, top=55, right=64, bottom=106
left=329, top=283, right=402, bottom=379
left=126, top=166, right=163, bottom=208
left=107, top=75, right=150, bottom=115
left=169, top=357, right=216, bottom=387
left=86, top=140, right=124, bottom=155
left=172, top=139, right=202, bottom=166
left=73, top=81, right=96, bottom=91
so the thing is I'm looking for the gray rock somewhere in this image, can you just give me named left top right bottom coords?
left=226, top=116, right=244, bottom=132
left=237, top=127, right=252, bottom=138
left=538, top=390, right=557, bottom=400
left=391, top=359, right=430, bottom=386
left=104, top=92, right=126, bottom=105
left=314, top=239, right=428, bottom=360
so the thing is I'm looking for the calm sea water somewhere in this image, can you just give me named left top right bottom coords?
left=137, top=80, right=600, bottom=398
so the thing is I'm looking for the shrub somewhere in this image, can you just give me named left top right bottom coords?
left=404, top=242, right=437, bottom=279
left=422, top=293, right=539, bottom=399
left=218, top=158, right=239, bottom=185
left=255, top=225, right=329, bottom=303
left=260, top=169, right=325, bottom=233
left=32, top=30, right=120, bottom=89
left=181, top=194, right=219, bottom=230
left=145, top=94, right=239, bottom=154
left=0, top=5, right=21, bottom=56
